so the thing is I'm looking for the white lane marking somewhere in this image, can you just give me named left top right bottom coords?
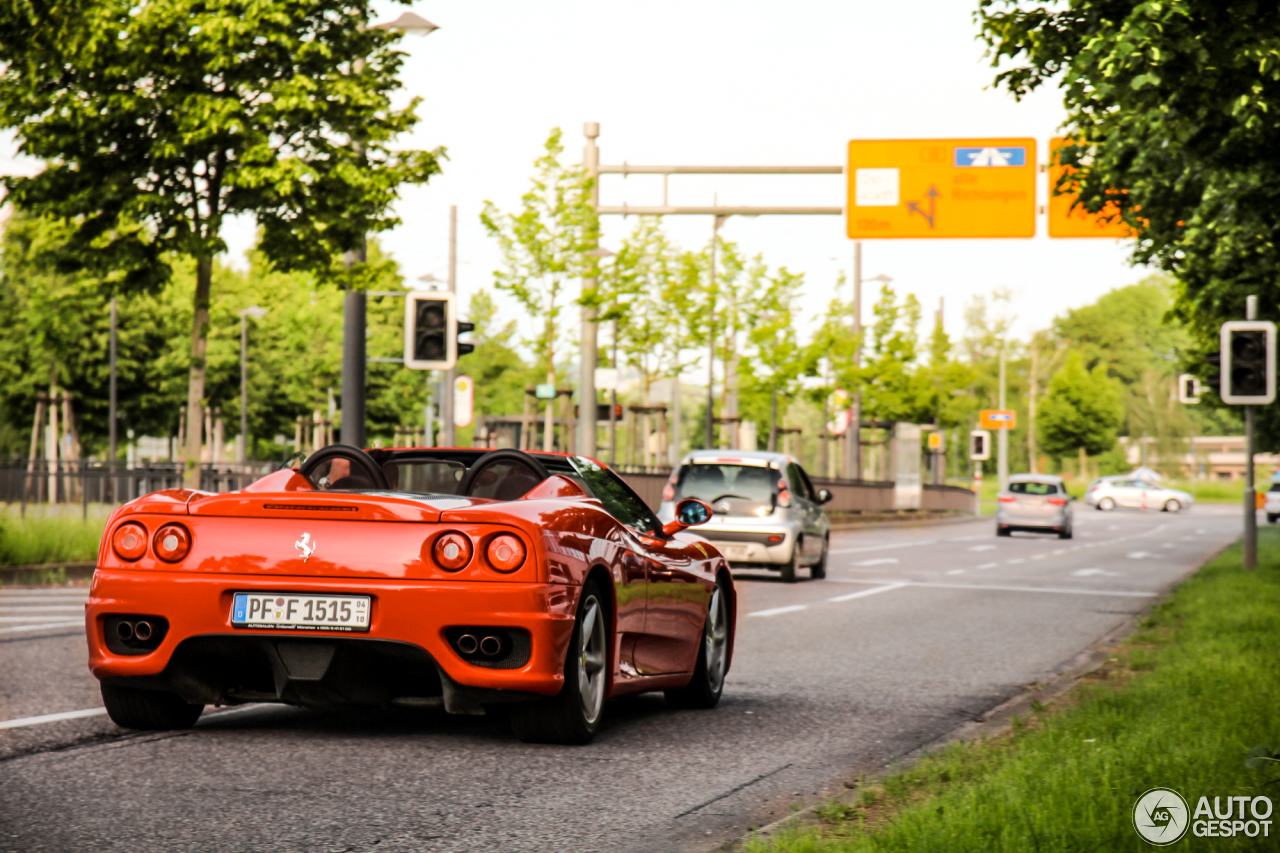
left=1006, top=559, right=1025, bottom=564
left=1127, top=551, right=1154, bottom=559
left=976, top=562, right=999, bottom=569
left=830, top=539, right=939, bottom=555
left=946, top=534, right=992, bottom=542
left=1161, top=543, right=1177, bottom=548
left=969, top=545, right=996, bottom=552
left=852, top=558, right=899, bottom=567
left=747, top=604, right=808, bottom=618
left=0, top=707, right=107, bottom=730
left=826, top=582, right=908, bottom=603
left=945, top=569, right=965, bottom=575
left=898, top=581, right=1156, bottom=598
left=0, top=606, right=84, bottom=613
left=1031, top=554, right=1047, bottom=560
left=0, top=621, right=83, bottom=634
left=1052, top=550, right=1066, bottom=556
left=1073, top=568, right=1119, bottom=577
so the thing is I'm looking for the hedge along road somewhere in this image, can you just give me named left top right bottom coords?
left=0, top=504, right=1244, bottom=853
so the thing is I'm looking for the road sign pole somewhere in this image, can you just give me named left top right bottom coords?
left=997, top=343, right=1008, bottom=491
left=578, top=123, right=600, bottom=459
left=1244, top=294, right=1259, bottom=569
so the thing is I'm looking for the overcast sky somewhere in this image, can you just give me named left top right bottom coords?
left=3, top=0, right=1152, bottom=344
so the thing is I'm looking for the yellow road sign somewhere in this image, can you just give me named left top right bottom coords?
left=927, top=432, right=943, bottom=451
left=979, top=409, right=1017, bottom=430
left=846, top=139, right=1036, bottom=239
left=1047, top=138, right=1134, bottom=239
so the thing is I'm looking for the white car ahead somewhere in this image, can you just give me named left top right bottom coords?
left=1084, top=478, right=1193, bottom=513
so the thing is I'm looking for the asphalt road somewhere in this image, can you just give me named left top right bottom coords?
left=0, top=504, right=1246, bottom=853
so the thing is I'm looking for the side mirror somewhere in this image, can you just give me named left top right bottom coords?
left=817, top=489, right=833, bottom=505
left=663, top=498, right=713, bottom=537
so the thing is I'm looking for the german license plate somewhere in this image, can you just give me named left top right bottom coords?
left=231, top=593, right=370, bottom=632
left=718, top=544, right=751, bottom=561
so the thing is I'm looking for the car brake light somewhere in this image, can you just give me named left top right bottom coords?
left=998, top=495, right=1015, bottom=503
left=662, top=484, right=675, bottom=501
left=777, top=490, right=792, bottom=508
left=153, top=524, right=192, bottom=562
left=487, top=534, right=526, bottom=573
left=112, top=522, right=148, bottom=561
left=767, top=535, right=784, bottom=544
left=1048, top=497, right=1067, bottom=506
left=433, top=531, right=473, bottom=571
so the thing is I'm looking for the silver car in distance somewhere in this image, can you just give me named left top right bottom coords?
left=996, top=474, right=1074, bottom=539
left=657, top=450, right=832, bottom=583
left=1083, top=477, right=1193, bottom=513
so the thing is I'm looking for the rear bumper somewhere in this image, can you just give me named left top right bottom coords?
left=996, top=509, right=1069, bottom=529
left=86, top=569, right=577, bottom=706
left=697, top=525, right=797, bottom=566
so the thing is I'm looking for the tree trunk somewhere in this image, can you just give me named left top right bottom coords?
left=1078, top=445, right=1088, bottom=483
left=183, top=256, right=214, bottom=489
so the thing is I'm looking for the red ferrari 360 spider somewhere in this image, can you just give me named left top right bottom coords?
left=86, top=447, right=733, bottom=744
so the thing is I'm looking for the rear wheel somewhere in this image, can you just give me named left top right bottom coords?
left=779, top=541, right=800, bottom=583
left=809, top=537, right=828, bottom=580
left=1097, top=497, right=1116, bottom=512
left=1269, top=514, right=1278, bottom=525
left=101, top=683, right=203, bottom=730
left=1058, top=527, right=1073, bottom=540
left=1163, top=499, right=1181, bottom=513
left=510, top=580, right=609, bottom=745
left=665, top=576, right=730, bottom=710
left=997, top=525, right=1011, bottom=537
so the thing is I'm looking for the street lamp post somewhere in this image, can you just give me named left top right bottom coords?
left=850, top=242, right=891, bottom=481
left=340, top=12, right=438, bottom=451
left=238, top=306, right=268, bottom=462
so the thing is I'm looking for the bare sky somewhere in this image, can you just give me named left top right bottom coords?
left=3, top=0, right=1152, bottom=343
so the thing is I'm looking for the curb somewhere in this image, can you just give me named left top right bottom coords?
left=828, top=512, right=978, bottom=531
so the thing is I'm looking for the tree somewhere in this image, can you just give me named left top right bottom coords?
left=480, top=128, right=598, bottom=430
left=977, top=0, right=1280, bottom=447
left=0, top=0, right=443, bottom=483
left=1038, top=351, right=1124, bottom=479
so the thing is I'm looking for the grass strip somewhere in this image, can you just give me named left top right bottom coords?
left=747, top=528, right=1280, bottom=852
left=0, top=514, right=105, bottom=567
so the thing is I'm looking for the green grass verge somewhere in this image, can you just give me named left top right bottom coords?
left=0, top=510, right=105, bottom=567
left=748, top=529, right=1280, bottom=852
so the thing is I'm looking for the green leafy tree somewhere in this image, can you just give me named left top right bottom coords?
left=454, top=289, right=539, bottom=432
left=0, top=0, right=443, bottom=483
left=977, top=0, right=1280, bottom=447
left=480, top=128, right=598, bottom=405
left=741, top=263, right=808, bottom=449
left=1038, top=351, right=1124, bottom=478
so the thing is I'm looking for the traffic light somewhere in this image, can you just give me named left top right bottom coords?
left=969, top=430, right=990, bottom=461
left=404, top=291, right=465, bottom=370
left=1177, top=374, right=1201, bottom=404
left=457, top=320, right=475, bottom=358
left=1220, top=320, right=1277, bottom=404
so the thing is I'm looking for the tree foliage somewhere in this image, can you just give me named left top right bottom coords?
left=1038, top=351, right=1124, bottom=462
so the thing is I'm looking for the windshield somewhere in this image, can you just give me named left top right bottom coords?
left=674, top=463, right=778, bottom=515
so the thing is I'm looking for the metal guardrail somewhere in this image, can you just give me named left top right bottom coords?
left=0, top=462, right=275, bottom=507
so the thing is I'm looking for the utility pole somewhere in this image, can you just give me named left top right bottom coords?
left=1244, top=295, right=1259, bottom=569
left=1028, top=341, right=1038, bottom=475
left=998, top=341, right=1009, bottom=491
left=705, top=212, right=726, bottom=449
left=109, top=296, right=117, bottom=500
left=442, top=205, right=458, bottom=446
left=578, top=122, right=601, bottom=458
left=849, top=243, right=862, bottom=480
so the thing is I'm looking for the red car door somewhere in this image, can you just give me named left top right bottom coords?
left=630, top=531, right=710, bottom=675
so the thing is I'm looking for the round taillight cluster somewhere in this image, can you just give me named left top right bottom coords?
left=433, top=531, right=474, bottom=571
left=153, top=524, right=192, bottom=562
left=112, top=523, right=148, bottom=561
left=487, top=534, right=526, bottom=573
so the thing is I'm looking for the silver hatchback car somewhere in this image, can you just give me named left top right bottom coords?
left=996, top=474, right=1074, bottom=539
left=657, top=450, right=832, bottom=582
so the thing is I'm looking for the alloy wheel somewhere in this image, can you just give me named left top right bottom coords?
left=577, top=596, right=607, bottom=725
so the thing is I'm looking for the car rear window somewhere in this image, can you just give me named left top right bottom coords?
left=675, top=463, right=777, bottom=504
left=1009, top=481, right=1060, bottom=495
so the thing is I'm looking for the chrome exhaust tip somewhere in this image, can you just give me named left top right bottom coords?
left=115, top=620, right=135, bottom=641
left=456, top=634, right=479, bottom=655
left=479, top=635, right=502, bottom=657
left=133, top=620, right=153, bottom=642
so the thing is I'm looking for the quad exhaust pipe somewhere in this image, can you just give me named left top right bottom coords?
left=455, top=632, right=505, bottom=658
left=114, top=619, right=155, bottom=643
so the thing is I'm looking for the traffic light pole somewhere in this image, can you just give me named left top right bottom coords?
left=442, top=205, right=458, bottom=447
left=1244, top=295, right=1259, bottom=569
left=997, top=342, right=1009, bottom=492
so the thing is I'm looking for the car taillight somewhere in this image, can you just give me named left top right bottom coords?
left=487, top=534, right=527, bottom=573
left=777, top=490, right=792, bottom=508
left=998, top=495, right=1015, bottom=503
left=112, top=522, right=148, bottom=561
left=433, top=531, right=473, bottom=571
left=1048, top=497, right=1067, bottom=506
left=153, top=524, right=191, bottom=562
left=662, top=484, right=675, bottom=501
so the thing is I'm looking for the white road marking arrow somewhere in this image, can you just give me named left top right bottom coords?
left=853, top=558, right=899, bottom=567
left=1072, top=568, right=1119, bottom=577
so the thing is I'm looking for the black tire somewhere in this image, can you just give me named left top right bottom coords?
left=665, top=575, right=730, bottom=710
left=510, top=579, right=609, bottom=745
left=997, top=525, right=1011, bottom=537
left=101, top=683, right=203, bottom=730
left=1268, top=514, right=1278, bottom=525
left=1059, top=527, right=1073, bottom=540
left=780, top=541, right=800, bottom=583
left=809, top=537, right=828, bottom=580
left=1097, top=497, right=1115, bottom=512
left=1163, top=499, right=1181, bottom=513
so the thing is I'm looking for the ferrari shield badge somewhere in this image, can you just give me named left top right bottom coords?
left=295, top=533, right=317, bottom=562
